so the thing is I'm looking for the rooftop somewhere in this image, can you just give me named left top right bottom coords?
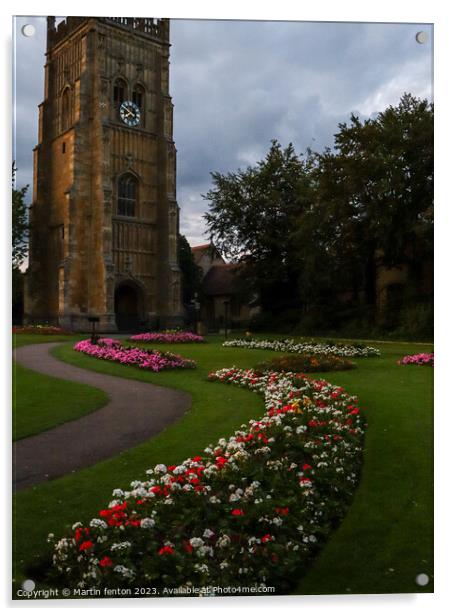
left=202, top=263, right=241, bottom=296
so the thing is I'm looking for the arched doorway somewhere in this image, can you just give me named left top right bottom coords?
left=114, top=282, right=142, bottom=332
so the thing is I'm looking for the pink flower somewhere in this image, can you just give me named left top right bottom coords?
left=398, top=352, right=433, bottom=366
left=129, top=331, right=205, bottom=344
left=74, top=339, right=196, bottom=372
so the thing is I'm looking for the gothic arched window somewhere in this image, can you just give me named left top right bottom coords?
left=117, top=174, right=138, bottom=217
left=132, top=84, right=145, bottom=111
left=61, top=87, right=71, bottom=132
left=113, top=78, right=127, bottom=108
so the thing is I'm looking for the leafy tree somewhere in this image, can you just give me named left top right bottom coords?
left=297, top=93, right=433, bottom=314
left=204, top=140, right=313, bottom=312
left=12, top=164, right=29, bottom=323
left=178, top=233, right=202, bottom=304
left=12, top=163, right=29, bottom=269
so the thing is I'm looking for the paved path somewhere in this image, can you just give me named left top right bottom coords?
left=13, top=343, right=192, bottom=491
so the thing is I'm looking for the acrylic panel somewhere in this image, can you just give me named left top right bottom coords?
left=12, top=15, right=433, bottom=601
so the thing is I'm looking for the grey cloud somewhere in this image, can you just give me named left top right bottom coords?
left=13, top=17, right=433, bottom=243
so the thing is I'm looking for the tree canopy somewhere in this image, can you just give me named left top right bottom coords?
left=178, top=233, right=202, bottom=304
left=12, top=163, right=29, bottom=269
left=203, top=94, right=433, bottom=330
left=204, top=140, right=313, bottom=311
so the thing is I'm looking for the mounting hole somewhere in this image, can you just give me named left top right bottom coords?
left=22, top=579, right=36, bottom=591
left=21, top=24, right=36, bottom=37
left=415, top=31, right=428, bottom=44
left=415, top=573, right=429, bottom=586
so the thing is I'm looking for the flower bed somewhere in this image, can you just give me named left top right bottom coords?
left=50, top=367, right=365, bottom=594
left=254, top=353, right=356, bottom=373
left=398, top=352, right=434, bottom=366
left=74, top=338, right=196, bottom=372
left=129, top=332, right=205, bottom=344
left=13, top=325, right=72, bottom=335
left=223, top=338, right=380, bottom=358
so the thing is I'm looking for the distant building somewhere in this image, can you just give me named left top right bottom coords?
left=190, top=243, right=260, bottom=330
left=191, top=243, right=224, bottom=277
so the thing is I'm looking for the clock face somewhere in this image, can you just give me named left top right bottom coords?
left=119, top=100, right=141, bottom=127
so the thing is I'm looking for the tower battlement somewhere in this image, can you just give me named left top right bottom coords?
left=47, top=16, right=169, bottom=50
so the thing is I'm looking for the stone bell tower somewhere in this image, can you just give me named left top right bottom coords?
left=24, top=16, right=182, bottom=331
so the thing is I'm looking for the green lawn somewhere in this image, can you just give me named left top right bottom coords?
left=12, top=334, right=433, bottom=595
left=13, top=363, right=109, bottom=440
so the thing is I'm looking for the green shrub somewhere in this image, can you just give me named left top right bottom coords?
left=392, top=303, right=433, bottom=341
left=254, top=353, right=356, bottom=374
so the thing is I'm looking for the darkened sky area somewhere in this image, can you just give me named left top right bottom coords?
left=13, top=17, right=433, bottom=245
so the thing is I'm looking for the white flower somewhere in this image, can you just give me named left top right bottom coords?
left=154, top=464, right=167, bottom=474
left=173, top=465, right=187, bottom=475
left=203, top=529, right=214, bottom=539
left=194, top=564, right=209, bottom=574
left=198, top=546, right=214, bottom=557
left=111, top=541, right=131, bottom=551
left=89, top=519, right=107, bottom=530
left=189, top=537, right=204, bottom=548
left=216, top=535, right=231, bottom=548
left=113, top=565, right=135, bottom=579
left=140, top=518, right=155, bottom=529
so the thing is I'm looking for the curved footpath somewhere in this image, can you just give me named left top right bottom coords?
left=13, top=342, right=192, bottom=491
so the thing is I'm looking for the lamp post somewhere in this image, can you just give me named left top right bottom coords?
left=193, top=292, right=201, bottom=335
left=88, top=315, right=100, bottom=344
left=223, top=300, right=230, bottom=340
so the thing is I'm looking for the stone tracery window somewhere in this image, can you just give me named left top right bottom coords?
left=117, top=173, right=138, bottom=217
left=61, top=87, right=72, bottom=132
left=132, top=84, right=145, bottom=111
left=113, top=78, right=127, bottom=108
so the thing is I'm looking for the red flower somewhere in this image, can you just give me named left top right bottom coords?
left=74, top=527, right=90, bottom=542
left=275, top=507, right=289, bottom=516
left=99, top=556, right=113, bottom=568
left=231, top=509, right=245, bottom=516
left=158, top=546, right=174, bottom=556
left=261, top=534, right=272, bottom=544
left=183, top=540, right=193, bottom=553
left=79, top=540, right=94, bottom=552
left=215, top=456, right=228, bottom=468
left=302, top=463, right=312, bottom=471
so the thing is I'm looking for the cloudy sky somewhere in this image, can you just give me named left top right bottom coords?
left=13, top=17, right=433, bottom=245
